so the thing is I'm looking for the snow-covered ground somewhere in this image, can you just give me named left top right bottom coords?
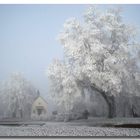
left=0, top=122, right=140, bottom=136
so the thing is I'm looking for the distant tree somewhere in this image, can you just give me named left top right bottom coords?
left=0, top=73, right=37, bottom=119
left=48, top=6, right=140, bottom=118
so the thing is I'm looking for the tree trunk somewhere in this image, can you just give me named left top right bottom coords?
left=107, top=96, right=116, bottom=118
left=77, top=80, right=116, bottom=118
left=20, top=109, right=23, bottom=118
left=90, top=85, right=116, bottom=118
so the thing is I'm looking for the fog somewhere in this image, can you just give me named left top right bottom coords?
left=0, top=4, right=140, bottom=99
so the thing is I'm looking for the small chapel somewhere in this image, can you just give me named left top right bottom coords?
left=31, top=90, right=48, bottom=120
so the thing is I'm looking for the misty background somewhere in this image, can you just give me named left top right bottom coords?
left=0, top=4, right=140, bottom=99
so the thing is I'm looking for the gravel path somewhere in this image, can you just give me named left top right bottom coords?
left=0, top=123, right=140, bottom=136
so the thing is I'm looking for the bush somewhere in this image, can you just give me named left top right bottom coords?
left=31, top=113, right=47, bottom=121
left=63, top=111, right=90, bottom=122
left=31, top=114, right=38, bottom=120
left=55, top=113, right=65, bottom=122
left=40, top=114, right=48, bottom=121
left=52, top=111, right=58, bottom=115
left=82, top=109, right=90, bottom=119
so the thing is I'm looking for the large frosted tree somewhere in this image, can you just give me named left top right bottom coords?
left=0, top=73, right=38, bottom=119
left=48, top=6, right=140, bottom=118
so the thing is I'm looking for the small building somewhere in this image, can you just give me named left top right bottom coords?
left=31, top=91, right=48, bottom=120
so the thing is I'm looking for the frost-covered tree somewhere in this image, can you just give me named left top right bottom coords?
left=0, top=73, right=38, bottom=119
left=48, top=59, right=81, bottom=115
left=48, top=6, right=140, bottom=118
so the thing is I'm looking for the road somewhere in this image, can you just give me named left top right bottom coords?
left=0, top=121, right=140, bottom=136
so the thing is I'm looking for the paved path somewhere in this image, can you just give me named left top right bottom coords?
left=0, top=123, right=140, bottom=136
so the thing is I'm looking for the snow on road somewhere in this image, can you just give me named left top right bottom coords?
left=0, top=123, right=140, bottom=136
